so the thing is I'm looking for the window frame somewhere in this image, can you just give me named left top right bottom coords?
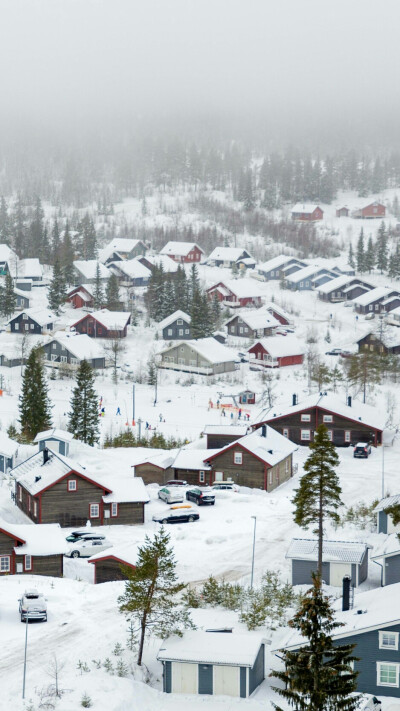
left=24, top=555, right=32, bottom=572
left=233, top=451, right=243, bottom=465
left=199, top=470, right=205, bottom=483
left=301, top=429, right=311, bottom=441
left=33, top=499, right=38, bottom=518
left=323, top=414, right=333, bottom=423
left=379, top=631, right=399, bottom=650
left=377, top=661, right=400, bottom=687
left=301, top=413, right=311, bottom=422
left=283, top=428, right=289, bottom=438
left=18, top=484, right=22, bottom=502
left=67, top=479, right=77, bottom=492
left=89, top=503, right=100, bottom=519
left=0, top=555, right=10, bottom=572
left=111, top=502, right=118, bottom=517
left=345, top=430, right=351, bottom=443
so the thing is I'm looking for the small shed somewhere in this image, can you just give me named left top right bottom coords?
left=158, top=630, right=265, bottom=698
left=34, top=429, right=74, bottom=457
left=0, top=432, right=18, bottom=472
left=201, top=424, right=249, bottom=449
left=238, top=390, right=256, bottom=405
left=0, top=520, right=66, bottom=577
left=371, top=535, right=400, bottom=586
left=89, top=543, right=138, bottom=584
left=336, top=206, right=349, bottom=217
left=373, top=494, right=400, bottom=535
left=286, top=538, right=369, bottom=588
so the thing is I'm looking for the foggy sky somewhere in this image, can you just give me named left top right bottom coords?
left=1, top=0, right=400, bottom=144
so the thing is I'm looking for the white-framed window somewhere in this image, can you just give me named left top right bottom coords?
left=60, top=356, right=67, bottom=363
left=301, top=414, right=311, bottom=422
left=377, top=662, right=400, bottom=687
left=190, top=359, right=196, bottom=366
left=239, top=327, right=244, bottom=333
left=30, top=323, right=34, bottom=330
left=305, top=281, right=309, bottom=287
left=185, top=329, right=190, bottom=334
left=18, top=484, right=22, bottom=502
left=52, top=343, right=57, bottom=350
left=214, top=471, right=223, bottom=482
left=323, top=414, right=333, bottom=423
left=269, top=471, right=272, bottom=484
left=327, top=430, right=333, bottom=441
left=28, top=495, right=31, bottom=512
left=71, top=357, right=78, bottom=365
left=15, top=323, right=19, bottom=330
left=271, top=270, right=275, bottom=277
left=199, top=470, right=205, bottom=483
left=177, top=319, right=183, bottom=325
left=379, top=631, right=399, bottom=650
left=178, top=329, right=183, bottom=336
left=0, top=555, right=10, bottom=572
left=33, top=500, right=38, bottom=517
left=25, top=555, right=32, bottom=571
left=301, top=429, right=311, bottom=441
left=89, top=503, right=100, bottom=518
left=167, top=328, right=173, bottom=335
left=111, top=502, right=118, bottom=517
left=230, top=326, right=235, bottom=333
left=23, top=313, right=28, bottom=320
left=234, top=452, right=243, bottom=465
left=300, top=281, right=303, bottom=287
left=178, top=358, right=184, bottom=364
left=345, top=431, right=351, bottom=443
left=283, top=428, right=289, bottom=438
left=369, top=305, right=373, bottom=311
left=51, top=354, right=57, bottom=361
left=68, top=479, right=77, bottom=492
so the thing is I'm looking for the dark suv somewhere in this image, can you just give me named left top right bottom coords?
left=353, top=442, right=372, bottom=458
left=186, top=487, right=215, bottom=505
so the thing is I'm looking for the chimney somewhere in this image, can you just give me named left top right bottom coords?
left=342, top=576, right=351, bottom=611
left=43, top=447, right=49, bottom=464
left=347, top=396, right=352, bottom=407
left=261, top=424, right=267, bottom=438
left=292, top=393, right=297, bottom=406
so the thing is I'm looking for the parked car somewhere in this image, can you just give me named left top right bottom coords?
left=212, top=482, right=240, bottom=492
left=339, top=350, right=354, bottom=358
left=165, top=479, right=188, bottom=487
left=152, top=504, right=199, bottom=524
left=19, top=590, right=47, bottom=622
left=65, top=536, right=112, bottom=558
left=65, top=530, right=102, bottom=543
left=237, top=352, right=249, bottom=362
left=344, top=301, right=353, bottom=307
left=158, top=487, right=184, bottom=504
left=353, top=442, right=372, bottom=458
left=365, top=312, right=375, bottom=320
left=325, top=348, right=342, bottom=356
left=186, top=487, right=215, bottom=505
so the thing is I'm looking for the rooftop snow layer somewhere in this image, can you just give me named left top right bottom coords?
left=143, top=254, right=179, bottom=273
left=0, top=431, right=19, bottom=457
left=99, top=238, right=145, bottom=263
left=250, top=335, right=304, bottom=358
left=11, top=449, right=96, bottom=496
left=286, top=264, right=335, bottom=284
left=34, top=428, right=74, bottom=444
left=225, top=308, right=279, bottom=330
left=161, top=337, right=236, bottom=364
left=317, top=275, right=361, bottom=294
left=257, top=255, right=302, bottom=272
left=205, top=425, right=297, bottom=468
left=171, top=449, right=216, bottom=471
left=74, top=309, right=131, bottom=331
left=286, top=538, right=367, bottom=564
left=46, top=332, right=105, bottom=360
left=159, top=241, right=204, bottom=257
left=8, top=307, right=56, bottom=327
left=208, top=247, right=251, bottom=262
left=202, top=424, right=249, bottom=436
left=88, top=541, right=141, bottom=566
left=371, top=534, right=400, bottom=560
left=211, top=279, right=264, bottom=298
left=157, top=630, right=266, bottom=666
left=157, top=310, right=191, bottom=330
left=353, top=286, right=397, bottom=306
left=102, top=476, right=150, bottom=503
left=373, top=494, right=400, bottom=512
left=6, top=522, right=68, bottom=556
left=73, top=260, right=110, bottom=280
left=291, top=203, right=322, bottom=213
left=109, top=259, right=151, bottom=279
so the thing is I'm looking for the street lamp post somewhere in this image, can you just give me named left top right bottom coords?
left=382, top=441, right=385, bottom=500
left=250, top=516, right=257, bottom=589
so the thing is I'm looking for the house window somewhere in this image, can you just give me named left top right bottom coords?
left=345, top=431, right=351, bottom=443
left=71, top=357, right=78, bottom=365
left=111, top=502, right=118, bottom=517
left=178, top=329, right=183, bottom=336
left=52, top=343, right=57, bottom=350
left=28, top=495, right=31, bottom=512
left=15, top=323, right=19, bottom=330
left=239, top=327, right=244, bottom=334
left=33, top=500, right=38, bottom=517
left=51, top=354, right=58, bottom=361
left=300, top=282, right=303, bottom=287
left=369, top=305, right=373, bottom=311
left=301, top=430, right=311, bottom=441
left=283, top=428, right=289, bottom=438
left=377, top=662, right=400, bottom=687
left=379, top=631, right=399, bottom=650
left=305, top=281, right=309, bottom=287
left=271, top=270, right=275, bottom=277
left=178, top=358, right=184, bottom=364
left=214, top=471, right=223, bottom=481
left=167, top=329, right=173, bottom=335
left=301, top=414, right=311, bottom=422
left=269, top=471, right=272, bottom=485
left=177, top=319, right=183, bottom=325
left=230, top=326, right=235, bottom=333
left=18, top=485, right=22, bottom=502
left=323, top=415, right=333, bottom=423
left=199, top=470, right=205, bottom=483
left=60, top=356, right=67, bottom=363
left=185, top=329, right=190, bottom=334
left=190, top=359, right=196, bottom=366
left=0, top=556, right=10, bottom=572
left=23, top=313, right=28, bottom=320
left=25, top=555, right=32, bottom=571
left=234, top=452, right=243, bottom=465
left=89, top=503, right=100, bottom=518
left=327, top=430, right=333, bottom=441
left=68, top=479, right=77, bottom=492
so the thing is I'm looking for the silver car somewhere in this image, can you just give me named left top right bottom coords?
left=19, top=589, right=47, bottom=622
left=65, top=536, right=112, bottom=558
left=158, top=487, right=184, bottom=505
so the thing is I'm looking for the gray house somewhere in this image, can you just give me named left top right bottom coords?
left=158, top=631, right=265, bottom=698
left=372, top=535, right=400, bottom=587
left=7, top=308, right=56, bottom=335
left=159, top=338, right=237, bottom=376
left=285, top=265, right=337, bottom=291
left=286, top=538, right=369, bottom=587
left=34, top=429, right=74, bottom=457
left=277, top=583, right=400, bottom=698
left=158, top=310, right=192, bottom=340
left=0, top=432, right=18, bottom=472
left=14, top=288, right=31, bottom=310
left=256, top=255, right=306, bottom=281
left=374, top=494, right=400, bottom=535
left=43, top=333, right=106, bottom=369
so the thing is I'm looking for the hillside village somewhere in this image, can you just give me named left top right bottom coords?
left=0, top=184, right=400, bottom=710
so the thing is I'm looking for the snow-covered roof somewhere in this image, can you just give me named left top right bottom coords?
left=134, top=450, right=177, bottom=470
left=159, top=241, right=204, bottom=257
left=0, top=244, right=17, bottom=263
left=263, top=302, right=293, bottom=321
left=34, top=428, right=74, bottom=444
left=286, top=538, right=367, bottom=564
left=341, top=283, right=370, bottom=295
left=225, top=308, right=279, bottom=330
left=14, top=287, right=31, bottom=299
left=88, top=541, right=141, bottom=567
left=202, top=424, right=249, bottom=437
left=0, top=520, right=67, bottom=556
left=250, top=336, right=305, bottom=358
left=291, top=203, right=322, bottom=214
left=210, top=279, right=264, bottom=298
left=102, top=476, right=150, bottom=503
left=373, top=494, right=400, bottom=513
left=74, top=309, right=131, bottom=331
left=11, top=448, right=105, bottom=496
left=158, top=310, right=191, bottom=330
left=73, top=260, right=110, bottom=280
left=161, top=338, right=235, bottom=365
left=286, top=264, right=335, bottom=284
left=99, top=238, right=146, bottom=263
left=8, top=258, right=43, bottom=279
left=257, top=255, right=302, bottom=273
left=143, top=254, right=179, bottom=273
left=205, top=425, right=297, bottom=468
left=353, top=286, right=397, bottom=307
left=257, top=391, right=385, bottom=431
left=8, top=307, right=56, bottom=327
left=171, top=449, right=213, bottom=471
left=371, top=534, right=400, bottom=561
left=0, top=431, right=18, bottom=457
left=317, top=275, right=360, bottom=294
left=109, top=259, right=151, bottom=280
left=208, top=247, right=251, bottom=262
left=46, top=332, right=105, bottom=360
left=158, top=631, right=265, bottom=666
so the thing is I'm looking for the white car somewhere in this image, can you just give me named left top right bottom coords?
left=19, top=589, right=47, bottom=622
left=65, top=536, right=112, bottom=558
left=158, top=487, right=184, bottom=504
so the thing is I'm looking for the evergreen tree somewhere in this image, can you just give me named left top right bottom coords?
left=211, top=292, right=222, bottom=330
left=77, top=213, right=97, bottom=260
left=118, top=528, right=194, bottom=666
left=29, top=196, right=45, bottom=259
left=105, top=272, right=120, bottom=310
left=19, top=347, right=52, bottom=441
left=48, top=259, right=67, bottom=313
left=13, top=194, right=26, bottom=256
left=2, top=272, right=17, bottom=319
left=243, top=170, right=255, bottom=211
left=347, top=242, right=355, bottom=269
left=364, top=235, right=375, bottom=273
left=68, top=360, right=99, bottom=445
left=61, top=220, right=75, bottom=285
left=271, top=574, right=359, bottom=711
left=52, top=218, right=61, bottom=263
left=93, top=262, right=104, bottom=309
left=173, top=265, right=188, bottom=310
left=388, top=243, right=400, bottom=280
left=344, top=352, right=381, bottom=403
left=376, top=221, right=388, bottom=273
left=356, top=228, right=365, bottom=272
left=0, top=197, right=11, bottom=245
left=292, top=424, right=341, bottom=576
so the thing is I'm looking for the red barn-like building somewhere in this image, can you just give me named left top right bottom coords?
left=291, top=204, right=324, bottom=222
left=66, top=285, right=94, bottom=309
left=71, top=309, right=131, bottom=338
left=248, top=336, right=304, bottom=368
left=159, top=241, right=204, bottom=263
left=352, top=202, right=386, bottom=219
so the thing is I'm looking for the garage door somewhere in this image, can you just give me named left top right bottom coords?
left=330, top=562, right=352, bottom=587
left=171, top=662, right=197, bottom=694
left=213, top=665, right=239, bottom=697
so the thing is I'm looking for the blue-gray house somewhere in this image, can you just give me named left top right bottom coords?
left=0, top=432, right=18, bottom=472
left=158, top=630, right=265, bottom=698
left=372, top=535, right=400, bottom=587
left=33, top=429, right=74, bottom=457
left=276, top=583, right=400, bottom=698
left=157, top=310, right=192, bottom=340
left=374, top=494, right=400, bottom=535
left=286, top=538, right=369, bottom=588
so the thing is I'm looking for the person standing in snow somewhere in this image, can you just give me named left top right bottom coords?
left=116, top=407, right=121, bottom=415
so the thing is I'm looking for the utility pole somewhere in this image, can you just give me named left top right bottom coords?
left=132, top=383, right=135, bottom=425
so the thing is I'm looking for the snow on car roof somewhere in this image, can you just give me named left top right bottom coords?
left=286, top=538, right=367, bottom=564
left=0, top=520, right=67, bottom=556
left=159, top=241, right=204, bottom=256
left=102, top=476, right=150, bottom=503
left=249, top=335, right=304, bottom=358
left=158, top=630, right=265, bottom=666
left=157, top=310, right=191, bottom=330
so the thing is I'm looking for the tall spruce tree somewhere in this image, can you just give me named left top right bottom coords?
left=93, top=262, right=104, bottom=309
left=356, top=228, right=365, bottom=272
left=364, top=235, right=375, bottom=273
left=271, top=574, right=359, bottom=711
left=344, top=352, right=381, bottom=404
left=347, top=242, right=355, bottom=269
left=118, top=528, right=194, bottom=666
left=376, top=221, right=388, bottom=274
left=48, top=259, right=67, bottom=313
left=68, top=360, right=99, bottom=445
left=388, top=243, right=400, bottom=280
left=0, top=197, right=10, bottom=245
left=13, top=194, right=26, bottom=256
left=105, top=272, right=120, bottom=311
left=292, top=424, right=341, bottom=576
left=2, top=272, right=17, bottom=319
left=52, top=218, right=61, bottom=264
left=61, top=221, right=75, bottom=285
left=19, top=347, right=52, bottom=441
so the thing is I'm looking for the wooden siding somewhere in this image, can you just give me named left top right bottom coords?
left=226, top=315, right=274, bottom=339
left=93, top=558, right=133, bottom=584
left=162, top=319, right=192, bottom=340
left=385, top=553, right=400, bottom=585
left=161, top=342, right=235, bottom=374
left=134, top=463, right=174, bottom=486
left=357, top=333, right=400, bottom=356
left=27, top=554, right=64, bottom=577
left=206, top=445, right=293, bottom=491
left=74, top=315, right=128, bottom=338
left=39, top=475, right=105, bottom=527
left=104, top=502, right=145, bottom=525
